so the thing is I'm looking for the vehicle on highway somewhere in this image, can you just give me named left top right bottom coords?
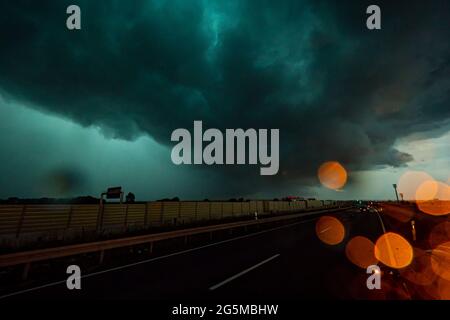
left=357, top=203, right=369, bottom=213
left=371, top=203, right=383, bottom=212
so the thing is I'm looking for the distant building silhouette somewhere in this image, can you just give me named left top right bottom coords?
left=126, top=192, right=136, bottom=203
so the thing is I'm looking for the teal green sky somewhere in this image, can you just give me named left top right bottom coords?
left=0, top=1, right=448, bottom=200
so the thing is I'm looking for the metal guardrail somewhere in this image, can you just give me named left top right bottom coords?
left=0, top=207, right=351, bottom=279
left=0, top=201, right=345, bottom=238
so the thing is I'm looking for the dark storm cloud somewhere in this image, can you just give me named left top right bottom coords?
left=0, top=0, right=449, bottom=194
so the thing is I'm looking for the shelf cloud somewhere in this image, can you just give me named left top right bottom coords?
left=0, top=0, right=448, bottom=198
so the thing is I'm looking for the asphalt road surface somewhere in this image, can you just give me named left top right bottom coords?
left=2, top=207, right=408, bottom=300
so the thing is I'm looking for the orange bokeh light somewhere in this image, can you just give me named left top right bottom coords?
left=400, top=248, right=436, bottom=286
left=415, top=180, right=439, bottom=200
left=381, top=203, right=414, bottom=223
left=416, top=181, right=450, bottom=216
left=315, top=216, right=345, bottom=245
left=420, top=276, right=450, bottom=300
left=437, top=278, right=450, bottom=300
left=429, top=222, right=450, bottom=248
left=318, top=161, right=348, bottom=190
left=430, top=242, right=450, bottom=281
left=374, top=232, right=413, bottom=269
left=397, top=171, right=434, bottom=200
left=345, top=236, right=378, bottom=269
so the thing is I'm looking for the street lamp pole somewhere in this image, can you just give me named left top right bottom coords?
left=393, top=184, right=399, bottom=202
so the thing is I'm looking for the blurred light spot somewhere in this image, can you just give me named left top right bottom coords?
left=430, top=242, right=450, bottom=281
left=420, top=276, right=450, bottom=300
left=315, top=216, right=345, bottom=245
left=421, top=279, right=441, bottom=299
left=437, top=278, right=450, bottom=300
left=381, top=203, right=414, bottom=223
left=429, top=222, right=450, bottom=248
left=397, top=171, right=434, bottom=200
left=400, top=248, right=437, bottom=286
left=416, top=181, right=450, bottom=216
left=345, top=236, right=378, bottom=268
left=415, top=180, right=439, bottom=200
left=318, top=161, right=347, bottom=190
left=375, top=232, right=413, bottom=269
left=44, top=167, right=86, bottom=196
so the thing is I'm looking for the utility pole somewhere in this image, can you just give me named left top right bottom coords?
left=393, top=184, right=399, bottom=202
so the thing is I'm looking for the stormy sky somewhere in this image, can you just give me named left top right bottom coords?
left=0, top=0, right=449, bottom=200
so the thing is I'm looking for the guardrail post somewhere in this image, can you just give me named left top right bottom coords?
left=144, top=202, right=149, bottom=228
left=97, top=204, right=105, bottom=234
left=124, top=204, right=129, bottom=230
left=99, top=250, right=105, bottom=264
left=194, top=202, right=198, bottom=222
left=66, top=205, right=74, bottom=229
left=22, top=263, right=31, bottom=281
left=411, top=220, right=417, bottom=242
left=16, top=205, right=27, bottom=238
left=149, top=242, right=153, bottom=254
left=208, top=202, right=211, bottom=220
left=160, top=202, right=164, bottom=226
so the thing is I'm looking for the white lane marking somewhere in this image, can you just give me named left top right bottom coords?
left=374, top=208, right=387, bottom=233
left=209, top=254, right=280, bottom=291
left=0, top=216, right=320, bottom=300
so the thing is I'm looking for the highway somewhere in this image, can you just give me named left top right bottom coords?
left=1, top=207, right=411, bottom=300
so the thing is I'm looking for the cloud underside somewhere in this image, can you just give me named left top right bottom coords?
left=0, top=0, right=449, bottom=195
